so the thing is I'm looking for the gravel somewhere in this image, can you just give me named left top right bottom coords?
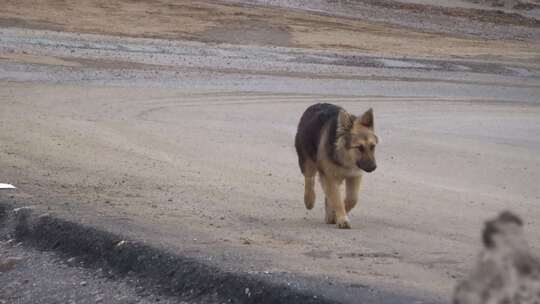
left=0, top=240, right=188, bottom=304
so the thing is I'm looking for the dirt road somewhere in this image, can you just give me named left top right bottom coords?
left=1, top=1, right=540, bottom=303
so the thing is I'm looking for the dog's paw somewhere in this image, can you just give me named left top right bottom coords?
left=337, top=219, right=351, bottom=229
left=304, top=191, right=315, bottom=210
left=325, top=211, right=336, bottom=224
left=326, top=217, right=337, bottom=225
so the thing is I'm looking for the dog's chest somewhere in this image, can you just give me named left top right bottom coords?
left=324, top=161, right=362, bottom=179
left=343, top=167, right=362, bottom=178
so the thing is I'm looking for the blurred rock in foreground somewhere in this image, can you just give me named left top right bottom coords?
left=454, top=211, right=540, bottom=304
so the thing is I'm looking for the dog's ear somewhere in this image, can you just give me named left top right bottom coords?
left=358, top=108, right=374, bottom=130
left=338, top=110, right=354, bottom=132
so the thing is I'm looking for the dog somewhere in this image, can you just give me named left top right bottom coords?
left=454, top=211, right=540, bottom=304
left=295, top=103, right=378, bottom=229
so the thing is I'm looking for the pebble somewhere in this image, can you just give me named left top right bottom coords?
left=0, top=256, right=24, bottom=272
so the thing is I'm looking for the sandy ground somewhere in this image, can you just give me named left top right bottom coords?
left=226, top=0, right=540, bottom=40
left=1, top=0, right=540, bottom=303
left=1, top=0, right=540, bottom=61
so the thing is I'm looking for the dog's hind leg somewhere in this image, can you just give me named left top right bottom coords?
left=345, top=176, right=361, bottom=213
left=303, top=159, right=317, bottom=210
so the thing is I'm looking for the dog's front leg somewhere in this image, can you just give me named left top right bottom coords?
left=345, top=176, right=361, bottom=213
left=320, top=174, right=350, bottom=229
left=324, top=197, right=335, bottom=224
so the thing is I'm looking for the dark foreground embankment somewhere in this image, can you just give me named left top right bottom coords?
left=0, top=200, right=432, bottom=304
left=0, top=201, right=340, bottom=304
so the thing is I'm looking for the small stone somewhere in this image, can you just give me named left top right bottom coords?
left=80, top=281, right=87, bottom=286
left=116, top=296, right=129, bottom=301
left=95, top=295, right=104, bottom=303
left=13, top=206, right=33, bottom=213
left=0, top=257, right=24, bottom=272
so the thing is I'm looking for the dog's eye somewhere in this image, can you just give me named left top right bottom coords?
left=369, top=144, right=375, bottom=151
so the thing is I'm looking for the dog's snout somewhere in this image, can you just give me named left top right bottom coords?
left=356, top=160, right=377, bottom=173
left=364, top=165, right=377, bottom=173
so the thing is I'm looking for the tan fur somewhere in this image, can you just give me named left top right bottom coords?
left=345, top=176, right=361, bottom=213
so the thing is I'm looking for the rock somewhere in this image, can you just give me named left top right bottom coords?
left=3, top=239, right=15, bottom=246
left=454, top=211, right=540, bottom=304
left=0, top=256, right=24, bottom=272
left=13, top=206, right=33, bottom=213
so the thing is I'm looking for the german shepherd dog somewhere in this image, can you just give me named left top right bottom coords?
left=295, top=103, right=378, bottom=229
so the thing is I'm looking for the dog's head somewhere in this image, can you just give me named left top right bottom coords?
left=336, top=108, right=378, bottom=173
